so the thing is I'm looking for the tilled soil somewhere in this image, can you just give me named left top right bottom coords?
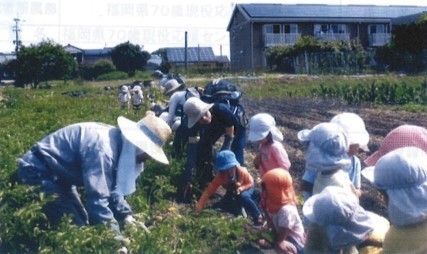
left=242, top=97, right=427, bottom=217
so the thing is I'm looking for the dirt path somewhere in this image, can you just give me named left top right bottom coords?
left=242, top=97, right=427, bottom=216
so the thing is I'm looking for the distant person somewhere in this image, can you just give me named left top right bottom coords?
left=152, top=70, right=168, bottom=88
left=131, top=85, right=144, bottom=110
left=195, top=150, right=262, bottom=226
left=301, top=112, right=369, bottom=200
left=362, top=147, right=427, bottom=253
left=303, top=186, right=389, bottom=253
left=259, top=168, right=305, bottom=254
left=118, top=85, right=131, bottom=109
left=17, top=112, right=171, bottom=235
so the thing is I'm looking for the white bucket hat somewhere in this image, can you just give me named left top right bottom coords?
left=303, top=186, right=374, bottom=250
left=163, top=79, right=183, bottom=95
left=330, top=112, right=370, bottom=152
left=362, top=147, right=427, bottom=226
left=298, top=122, right=350, bottom=172
left=248, top=113, right=283, bottom=142
left=117, top=111, right=172, bottom=165
left=183, top=97, right=213, bottom=128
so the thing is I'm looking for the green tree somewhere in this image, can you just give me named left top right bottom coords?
left=111, top=42, right=151, bottom=75
left=14, top=40, right=77, bottom=88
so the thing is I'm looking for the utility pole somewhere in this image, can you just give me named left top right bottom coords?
left=13, top=18, right=22, bottom=54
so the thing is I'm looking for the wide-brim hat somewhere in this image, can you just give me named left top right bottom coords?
left=362, top=146, right=427, bottom=188
left=118, top=112, right=172, bottom=164
left=215, top=150, right=240, bottom=171
left=183, top=97, right=214, bottom=128
left=330, top=112, right=370, bottom=152
left=364, top=125, right=427, bottom=166
left=164, top=79, right=184, bottom=95
left=248, top=113, right=283, bottom=142
left=303, top=186, right=374, bottom=249
left=298, top=122, right=351, bottom=172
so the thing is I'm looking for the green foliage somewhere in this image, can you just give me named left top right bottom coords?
left=14, top=39, right=77, bottom=88
left=266, top=37, right=368, bottom=73
left=97, top=71, right=129, bottom=81
left=111, top=42, right=151, bottom=75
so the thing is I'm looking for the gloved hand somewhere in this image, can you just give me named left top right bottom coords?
left=220, top=135, right=234, bottom=151
left=123, top=215, right=150, bottom=233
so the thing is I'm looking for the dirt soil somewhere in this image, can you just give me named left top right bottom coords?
left=242, top=96, right=427, bottom=217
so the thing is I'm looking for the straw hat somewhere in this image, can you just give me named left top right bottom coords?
left=364, top=125, right=427, bottom=167
left=117, top=111, right=172, bottom=164
left=163, top=79, right=183, bottom=95
left=330, top=112, right=369, bottom=151
left=248, top=113, right=283, bottom=142
left=183, top=97, right=214, bottom=128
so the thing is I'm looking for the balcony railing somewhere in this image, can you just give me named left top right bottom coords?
left=264, top=33, right=301, bottom=47
left=368, top=33, right=391, bottom=47
left=315, top=33, right=350, bottom=41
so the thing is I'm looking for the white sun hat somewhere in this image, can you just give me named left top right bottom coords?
left=298, top=122, right=350, bottom=172
left=330, top=112, right=370, bottom=152
left=183, top=97, right=214, bottom=128
left=248, top=113, right=283, bottom=142
left=117, top=111, right=172, bottom=165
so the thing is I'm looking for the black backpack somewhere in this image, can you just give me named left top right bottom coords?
left=201, top=79, right=247, bottom=127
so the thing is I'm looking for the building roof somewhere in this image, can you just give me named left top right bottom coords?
left=84, top=47, right=114, bottom=56
left=63, top=44, right=84, bottom=54
left=216, top=55, right=230, bottom=63
left=228, top=4, right=427, bottom=30
left=0, top=53, right=16, bottom=64
left=165, top=47, right=216, bottom=62
left=393, top=11, right=427, bottom=25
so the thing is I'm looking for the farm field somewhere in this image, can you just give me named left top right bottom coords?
left=1, top=74, right=427, bottom=253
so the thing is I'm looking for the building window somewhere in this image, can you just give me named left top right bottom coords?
left=264, top=24, right=298, bottom=34
left=369, top=24, right=390, bottom=34
left=314, top=24, right=347, bottom=34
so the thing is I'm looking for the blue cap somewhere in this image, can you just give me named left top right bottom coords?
left=215, top=150, right=240, bottom=171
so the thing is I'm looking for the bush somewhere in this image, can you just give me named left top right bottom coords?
left=97, top=71, right=129, bottom=81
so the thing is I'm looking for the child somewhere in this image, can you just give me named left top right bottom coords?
left=260, top=168, right=305, bottom=253
left=362, top=147, right=427, bottom=253
left=131, top=85, right=144, bottom=110
left=248, top=113, right=291, bottom=179
left=303, top=186, right=389, bottom=253
left=195, top=150, right=262, bottom=226
left=301, top=112, right=369, bottom=200
left=118, top=85, right=131, bottom=109
left=248, top=113, right=291, bottom=212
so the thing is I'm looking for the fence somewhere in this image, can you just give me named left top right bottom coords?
left=290, top=51, right=366, bottom=75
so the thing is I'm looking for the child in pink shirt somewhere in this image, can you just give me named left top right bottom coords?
left=248, top=113, right=291, bottom=179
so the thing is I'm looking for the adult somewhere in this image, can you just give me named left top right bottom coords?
left=362, top=147, right=427, bottom=253
left=160, top=79, right=199, bottom=156
left=182, top=97, right=246, bottom=190
left=195, top=150, right=262, bottom=226
left=17, top=112, right=171, bottom=232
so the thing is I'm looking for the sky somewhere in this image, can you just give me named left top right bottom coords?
left=1, top=0, right=427, bottom=58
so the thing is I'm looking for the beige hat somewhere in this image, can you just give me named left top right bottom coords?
left=117, top=111, right=172, bottom=164
left=163, top=79, right=183, bottom=95
left=183, top=97, right=213, bottom=128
